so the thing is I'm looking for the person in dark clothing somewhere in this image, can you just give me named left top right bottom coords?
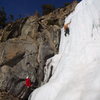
left=64, top=22, right=71, bottom=36
left=64, top=28, right=69, bottom=36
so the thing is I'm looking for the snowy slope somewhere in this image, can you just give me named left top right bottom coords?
left=29, top=0, right=100, bottom=100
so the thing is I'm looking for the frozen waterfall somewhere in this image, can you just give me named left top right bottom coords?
left=29, top=0, right=100, bottom=100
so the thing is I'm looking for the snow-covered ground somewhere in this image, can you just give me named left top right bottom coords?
left=29, top=0, right=100, bottom=100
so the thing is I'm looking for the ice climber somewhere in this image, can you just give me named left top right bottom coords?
left=64, top=21, right=71, bottom=36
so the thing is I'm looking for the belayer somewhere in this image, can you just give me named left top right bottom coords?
left=17, top=76, right=32, bottom=99
left=25, top=76, right=32, bottom=87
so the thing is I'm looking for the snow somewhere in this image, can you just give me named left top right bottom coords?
left=29, top=0, right=100, bottom=100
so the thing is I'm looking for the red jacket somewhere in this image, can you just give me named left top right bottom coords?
left=25, top=78, right=32, bottom=87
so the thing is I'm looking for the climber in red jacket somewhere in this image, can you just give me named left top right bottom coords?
left=17, top=76, right=32, bottom=99
left=25, top=76, right=32, bottom=87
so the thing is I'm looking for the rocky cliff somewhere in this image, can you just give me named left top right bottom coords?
left=0, top=1, right=78, bottom=100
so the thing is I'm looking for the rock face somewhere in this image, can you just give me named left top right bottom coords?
left=0, top=91, right=19, bottom=100
left=0, top=1, right=78, bottom=100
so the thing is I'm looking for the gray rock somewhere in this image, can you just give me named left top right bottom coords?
left=0, top=65, right=12, bottom=90
left=0, top=1, right=78, bottom=100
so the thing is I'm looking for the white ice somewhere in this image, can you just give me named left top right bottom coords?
left=29, top=0, right=100, bottom=100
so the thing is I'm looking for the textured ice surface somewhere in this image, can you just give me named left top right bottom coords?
left=29, top=0, right=100, bottom=100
